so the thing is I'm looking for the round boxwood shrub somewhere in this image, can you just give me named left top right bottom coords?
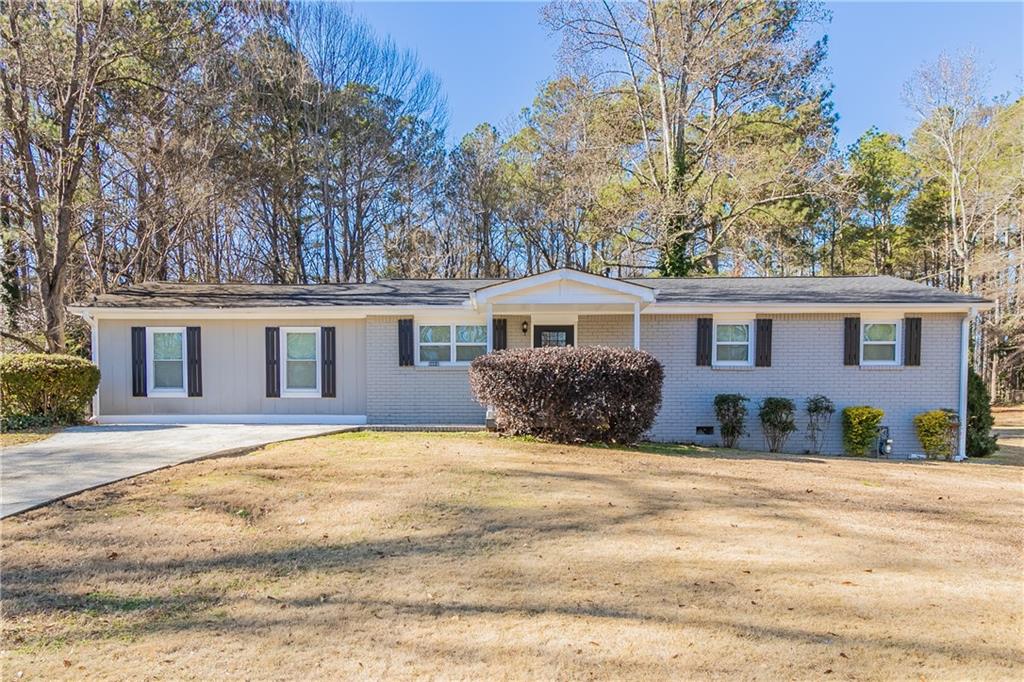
left=914, top=409, right=958, bottom=460
left=759, top=397, right=796, bottom=453
left=714, top=393, right=749, bottom=448
left=0, top=353, right=100, bottom=427
left=469, top=346, right=663, bottom=444
left=841, top=406, right=884, bottom=456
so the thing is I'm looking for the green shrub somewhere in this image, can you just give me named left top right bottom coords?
left=967, top=368, right=998, bottom=457
left=714, top=394, right=749, bottom=448
left=0, top=412, right=60, bottom=432
left=469, top=346, right=663, bottom=444
left=759, top=397, right=796, bottom=452
left=841, top=406, right=884, bottom=456
left=0, top=353, right=100, bottom=427
left=805, top=394, right=835, bottom=454
left=914, top=409, right=958, bottom=460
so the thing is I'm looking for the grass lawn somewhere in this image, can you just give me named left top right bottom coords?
left=2, top=432, right=1021, bottom=680
left=991, top=405, right=1024, bottom=467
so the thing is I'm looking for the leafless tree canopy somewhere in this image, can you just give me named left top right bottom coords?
left=1, top=1, right=1021, bottom=399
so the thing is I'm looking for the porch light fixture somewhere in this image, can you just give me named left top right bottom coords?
left=521, top=321, right=529, bottom=335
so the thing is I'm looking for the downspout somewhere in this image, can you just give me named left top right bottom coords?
left=87, top=312, right=100, bottom=422
left=955, top=306, right=975, bottom=461
left=633, top=302, right=641, bottom=350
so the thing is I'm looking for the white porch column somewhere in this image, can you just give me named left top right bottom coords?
left=486, top=303, right=494, bottom=353
left=955, top=307, right=974, bottom=461
left=633, top=302, right=641, bottom=350
left=89, top=314, right=100, bottom=420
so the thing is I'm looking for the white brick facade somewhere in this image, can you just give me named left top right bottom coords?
left=581, top=312, right=963, bottom=454
left=367, top=312, right=963, bottom=455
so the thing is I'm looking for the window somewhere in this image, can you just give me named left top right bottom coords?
left=418, top=323, right=487, bottom=365
left=540, top=330, right=567, bottom=347
left=456, top=325, right=487, bottom=361
left=419, top=325, right=452, bottom=363
left=148, top=327, right=187, bottom=395
left=714, top=320, right=753, bottom=366
left=861, top=321, right=899, bottom=365
left=281, top=328, right=320, bottom=395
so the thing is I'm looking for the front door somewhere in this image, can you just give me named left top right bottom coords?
left=533, top=325, right=575, bottom=348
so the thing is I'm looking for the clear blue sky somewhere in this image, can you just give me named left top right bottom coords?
left=350, top=1, right=1023, bottom=149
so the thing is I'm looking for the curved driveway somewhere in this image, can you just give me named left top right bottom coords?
left=1, top=424, right=351, bottom=517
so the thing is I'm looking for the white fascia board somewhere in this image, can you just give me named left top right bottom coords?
left=645, top=302, right=992, bottom=314
left=472, top=268, right=656, bottom=307
left=70, top=304, right=470, bottom=320
left=69, top=298, right=992, bottom=320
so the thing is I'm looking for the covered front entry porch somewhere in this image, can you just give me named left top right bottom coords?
left=470, top=269, right=656, bottom=352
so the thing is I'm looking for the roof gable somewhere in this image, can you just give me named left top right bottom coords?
left=471, top=269, right=656, bottom=307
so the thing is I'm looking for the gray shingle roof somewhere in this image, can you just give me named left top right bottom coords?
left=628, top=275, right=990, bottom=305
left=77, top=275, right=988, bottom=309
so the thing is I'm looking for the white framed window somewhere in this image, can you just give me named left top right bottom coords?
left=861, top=320, right=900, bottom=366
left=147, top=327, right=187, bottom=396
left=281, top=327, right=320, bottom=396
left=455, top=324, right=488, bottom=362
left=417, top=323, right=488, bottom=365
left=713, top=319, right=754, bottom=367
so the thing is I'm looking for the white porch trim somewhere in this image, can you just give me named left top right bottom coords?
left=470, top=268, right=656, bottom=308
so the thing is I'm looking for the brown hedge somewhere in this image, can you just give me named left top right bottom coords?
left=469, top=346, right=663, bottom=444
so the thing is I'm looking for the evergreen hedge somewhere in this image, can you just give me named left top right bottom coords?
left=0, top=353, right=100, bottom=429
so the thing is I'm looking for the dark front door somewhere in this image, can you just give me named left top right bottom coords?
left=533, top=325, right=574, bottom=348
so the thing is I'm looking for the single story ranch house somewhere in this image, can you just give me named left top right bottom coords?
left=71, top=269, right=992, bottom=458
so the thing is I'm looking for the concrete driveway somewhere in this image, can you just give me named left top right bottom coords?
left=1, top=424, right=352, bottom=518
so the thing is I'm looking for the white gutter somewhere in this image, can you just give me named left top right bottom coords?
left=67, top=304, right=472, bottom=320
left=68, top=299, right=994, bottom=321
left=647, top=301, right=995, bottom=314
left=954, top=306, right=976, bottom=461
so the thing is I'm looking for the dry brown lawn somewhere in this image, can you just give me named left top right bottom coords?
left=994, top=405, right=1024, bottom=428
left=0, top=426, right=62, bottom=448
left=2, top=432, right=1022, bottom=681
left=992, top=405, right=1024, bottom=467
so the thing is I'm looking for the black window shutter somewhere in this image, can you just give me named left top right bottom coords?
left=696, top=318, right=712, bottom=366
left=131, top=326, right=147, bottom=397
left=843, top=317, right=860, bottom=366
left=493, top=318, right=507, bottom=351
left=186, top=326, right=202, bottom=397
left=321, top=326, right=336, bottom=397
left=755, top=318, right=773, bottom=367
left=904, top=317, right=922, bottom=366
left=265, top=327, right=280, bottom=397
left=398, top=319, right=414, bottom=366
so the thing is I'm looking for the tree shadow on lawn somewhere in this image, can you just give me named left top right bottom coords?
left=6, top=518, right=1019, bottom=671
left=581, top=440, right=835, bottom=465
left=4, top=464, right=951, bottom=634
left=4, top=439, right=1018, bottom=675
